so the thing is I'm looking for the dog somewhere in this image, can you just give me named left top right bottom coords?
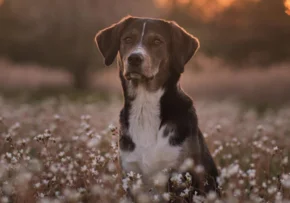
left=95, top=16, right=220, bottom=201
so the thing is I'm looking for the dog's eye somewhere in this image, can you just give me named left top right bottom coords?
left=124, top=37, right=133, bottom=44
left=153, top=39, right=162, bottom=45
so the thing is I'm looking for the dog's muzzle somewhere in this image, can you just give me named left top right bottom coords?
left=128, top=53, right=143, bottom=67
left=124, top=52, right=155, bottom=81
left=125, top=53, right=144, bottom=80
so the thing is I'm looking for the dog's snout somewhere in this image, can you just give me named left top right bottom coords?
left=128, top=53, right=143, bottom=66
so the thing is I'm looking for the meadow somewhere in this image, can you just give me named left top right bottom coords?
left=0, top=58, right=290, bottom=203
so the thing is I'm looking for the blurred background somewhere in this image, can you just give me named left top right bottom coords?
left=0, top=0, right=290, bottom=108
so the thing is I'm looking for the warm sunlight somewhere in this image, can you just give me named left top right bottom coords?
left=217, top=0, right=235, bottom=7
left=285, top=0, right=290, bottom=15
left=154, top=0, right=236, bottom=8
left=0, top=0, right=4, bottom=7
left=153, top=0, right=260, bottom=21
left=154, top=0, right=169, bottom=8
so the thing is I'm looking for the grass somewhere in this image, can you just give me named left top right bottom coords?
left=0, top=95, right=289, bottom=203
left=0, top=58, right=290, bottom=202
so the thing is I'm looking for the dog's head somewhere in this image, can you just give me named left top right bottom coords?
left=95, top=16, right=199, bottom=88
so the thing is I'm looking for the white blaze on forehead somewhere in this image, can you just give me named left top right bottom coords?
left=132, top=47, right=146, bottom=55
left=124, top=21, right=152, bottom=76
left=131, top=22, right=147, bottom=55
left=140, top=22, right=147, bottom=42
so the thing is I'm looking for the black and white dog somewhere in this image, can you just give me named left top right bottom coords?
left=95, top=16, right=219, bottom=199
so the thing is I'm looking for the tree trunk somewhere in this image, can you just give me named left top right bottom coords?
left=72, top=64, right=90, bottom=89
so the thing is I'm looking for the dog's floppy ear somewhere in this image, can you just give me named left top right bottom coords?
left=170, top=21, right=200, bottom=73
left=95, top=16, right=132, bottom=66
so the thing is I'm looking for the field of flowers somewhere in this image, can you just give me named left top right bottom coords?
left=0, top=95, right=289, bottom=203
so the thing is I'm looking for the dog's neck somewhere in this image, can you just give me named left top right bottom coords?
left=117, top=56, right=193, bottom=130
left=119, top=70, right=181, bottom=103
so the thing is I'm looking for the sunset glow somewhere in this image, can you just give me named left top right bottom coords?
left=217, top=0, right=235, bottom=7
left=285, top=0, right=290, bottom=15
left=153, top=0, right=258, bottom=21
left=178, top=0, right=191, bottom=5
left=154, top=0, right=169, bottom=8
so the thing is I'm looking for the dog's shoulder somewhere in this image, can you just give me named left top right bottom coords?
left=160, top=86, right=197, bottom=123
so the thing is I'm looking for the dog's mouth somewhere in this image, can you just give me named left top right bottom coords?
left=125, top=72, right=143, bottom=80
left=124, top=72, right=154, bottom=81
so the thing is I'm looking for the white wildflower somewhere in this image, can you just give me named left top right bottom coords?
left=162, top=193, right=171, bottom=201
left=108, top=124, right=116, bottom=131
left=153, top=172, right=168, bottom=187
left=107, top=161, right=116, bottom=172
left=282, top=157, right=288, bottom=165
left=81, top=165, right=87, bottom=172
left=195, top=165, right=205, bottom=174
left=207, top=191, right=217, bottom=201
left=281, top=174, right=290, bottom=188
left=267, top=185, right=277, bottom=195
left=153, top=195, right=160, bottom=202
left=87, top=137, right=100, bottom=148
left=216, top=124, right=222, bottom=132
left=76, top=153, right=83, bottom=159
left=170, top=173, right=183, bottom=185
left=250, top=180, right=256, bottom=186
left=193, top=193, right=205, bottom=203
left=1, top=197, right=9, bottom=203
left=58, top=151, right=65, bottom=157
left=275, top=192, right=283, bottom=202
left=122, top=177, right=130, bottom=190
left=127, top=171, right=135, bottom=178
left=180, top=158, right=194, bottom=172
left=180, top=188, right=190, bottom=197
left=247, top=169, right=256, bottom=178
left=34, top=183, right=41, bottom=188
left=227, top=164, right=239, bottom=177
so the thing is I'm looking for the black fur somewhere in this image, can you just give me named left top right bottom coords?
left=160, top=67, right=220, bottom=195
left=119, top=134, right=135, bottom=152
left=118, top=61, right=220, bottom=195
left=96, top=16, right=220, bottom=198
left=160, top=69, right=197, bottom=147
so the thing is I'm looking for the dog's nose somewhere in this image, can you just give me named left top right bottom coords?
left=128, top=53, right=143, bottom=66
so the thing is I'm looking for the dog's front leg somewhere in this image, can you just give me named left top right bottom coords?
left=118, top=127, right=139, bottom=202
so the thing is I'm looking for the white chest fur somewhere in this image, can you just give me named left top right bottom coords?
left=120, top=86, right=181, bottom=179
